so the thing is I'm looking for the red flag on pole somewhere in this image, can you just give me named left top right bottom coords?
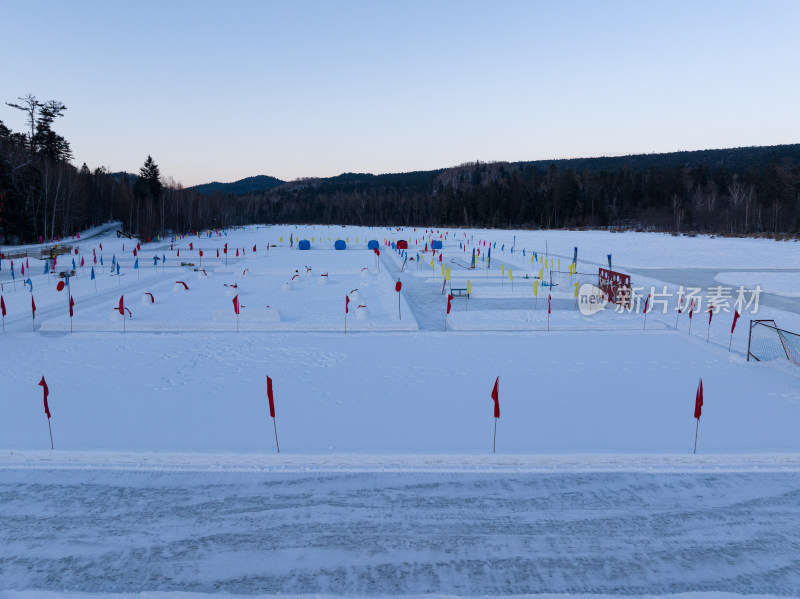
left=216, top=249, right=219, bottom=257
left=80, top=256, right=84, bottom=267
left=689, top=299, right=695, bottom=319
left=32, top=295, right=36, bottom=319
left=69, top=296, right=75, bottom=317
left=117, top=295, right=125, bottom=315
left=38, top=376, right=51, bottom=419
left=731, top=310, right=740, bottom=333
left=266, top=375, right=275, bottom=418
left=253, top=244, right=257, bottom=253
left=491, top=376, right=500, bottom=418
left=1, top=295, right=6, bottom=317
left=644, top=293, right=650, bottom=314
left=232, top=295, right=240, bottom=315
left=548, top=293, right=552, bottom=314
left=346, top=295, right=350, bottom=314
left=236, top=248, right=239, bottom=257
left=708, top=306, right=713, bottom=324
left=694, top=378, right=703, bottom=419
left=439, top=253, right=442, bottom=262
left=447, top=293, right=453, bottom=315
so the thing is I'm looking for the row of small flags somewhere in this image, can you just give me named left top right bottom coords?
left=26, top=374, right=708, bottom=453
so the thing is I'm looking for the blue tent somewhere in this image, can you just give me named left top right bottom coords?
left=391, top=242, right=396, bottom=250
left=367, top=240, right=379, bottom=250
left=431, top=240, right=443, bottom=250
left=334, top=240, right=346, bottom=250
left=298, top=240, right=311, bottom=250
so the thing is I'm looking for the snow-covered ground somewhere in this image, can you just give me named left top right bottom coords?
left=2, top=224, right=800, bottom=597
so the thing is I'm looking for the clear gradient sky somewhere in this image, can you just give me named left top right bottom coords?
left=3, top=0, right=799, bottom=187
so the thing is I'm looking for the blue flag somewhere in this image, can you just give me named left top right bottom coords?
left=523, top=249, right=525, bottom=256
left=112, top=255, right=116, bottom=266
left=162, top=254, right=166, bottom=263
left=25, top=277, right=32, bottom=291
left=10, top=266, right=14, bottom=280
left=100, top=255, right=104, bottom=266
left=134, top=258, right=139, bottom=269
left=91, top=266, right=95, bottom=280
left=72, top=258, right=76, bottom=270
left=116, top=262, right=120, bottom=275
left=44, top=261, right=49, bottom=274
left=153, top=255, right=158, bottom=266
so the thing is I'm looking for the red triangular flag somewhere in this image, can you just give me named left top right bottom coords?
left=189, top=242, right=193, bottom=251
left=447, top=293, right=453, bottom=314
left=548, top=293, right=552, bottom=314
left=236, top=248, right=239, bottom=257
left=118, top=295, right=125, bottom=315
left=266, top=375, right=275, bottom=418
left=439, top=253, right=442, bottom=262
left=491, top=376, right=500, bottom=418
left=1, top=295, right=5, bottom=317
left=232, top=295, right=240, bottom=315
left=38, top=376, right=51, bottom=419
left=346, top=295, right=350, bottom=314
left=731, top=310, right=740, bottom=334
left=31, top=295, right=36, bottom=319
left=677, top=295, right=683, bottom=314
left=644, top=293, right=650, bottom=314
left=694, top=378, right=703, bottom=420
left=253, top=245, right=257, bottom=253
left=69, top=296, right=75, bottom=318
left=708, top=306, right=713, bottom=324
left=689, top=299, right=695, bottom=319
left=217, top=249, right=219, bottom=257
left=80, top=256, right=84, bottom=267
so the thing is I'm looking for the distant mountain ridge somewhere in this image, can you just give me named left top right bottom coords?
left=190, top=144, right=800, bottom=196
left=191, top=175, right=284, bottom=195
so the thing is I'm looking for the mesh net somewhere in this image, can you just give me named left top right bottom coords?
left=748, top=320, right=800, bottom=366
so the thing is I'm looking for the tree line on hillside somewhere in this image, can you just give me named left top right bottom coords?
left=2, top=94, right=799, bottom=245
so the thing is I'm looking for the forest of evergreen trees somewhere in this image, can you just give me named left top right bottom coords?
left=2, top=94, right=799, bottom=245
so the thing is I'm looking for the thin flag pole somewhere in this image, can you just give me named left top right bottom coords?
left=273, top=417, right=280, bottom=453
left=48, top=418, right=54, bottom=450
left=693, top=419, right=699, bottom=454
left=728, top=332, right=733, bottom=351
left=493, top=419, right=497, bottom=454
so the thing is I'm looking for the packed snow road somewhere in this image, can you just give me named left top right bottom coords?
left=3, top=460, right=800, bottom=596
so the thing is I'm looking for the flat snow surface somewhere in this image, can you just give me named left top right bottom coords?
left=2, top=224, right=800, bottom=598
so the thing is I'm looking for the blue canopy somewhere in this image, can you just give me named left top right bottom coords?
left=367, top=240, right=379, bottom=250
left=298, top=239, right=311, bottom=250
left=334, top=240, right=346, bottom=250
left=431, top=240, right=443, bottom=250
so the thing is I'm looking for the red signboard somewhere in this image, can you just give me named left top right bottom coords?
left=598, top=268, right=631, bottom=308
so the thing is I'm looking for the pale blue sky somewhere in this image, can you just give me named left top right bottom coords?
left=3, top=0, right=799, bottom=186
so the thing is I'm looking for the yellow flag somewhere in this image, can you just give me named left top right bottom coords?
left=534, top=280, right=539, bottom=296
left=280, top=236, right=283, bottom=242
left=445, top=267, right=451, bottom=281
left=312, top=237, right=314, bottom=242
left=441, top=263, right=446, bottom=276
left=558, top=259, right=561, bottom=270
left=467, top=280, right=472, bottom=295
left=346, top=237, right=349, bottom=243
left=574, top=281, right=579, bottom=297
left=501, top=264, right=505, bottom=276
left=431, top=258, right=435, bottom=270
left=509, top=269, right=513, bottom=281
left=538, top=267, right=543, bottom=279
left=531, top=254, right=534, bottom=264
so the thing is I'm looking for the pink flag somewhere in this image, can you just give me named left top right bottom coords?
left=491, top=376, right=500, bottom=418
left=266, top=375, right=275, bottom=418
left=694, top=378, right=703, bottom=420
left=38, top=376, right=51, bottom=419
left=731, top=310, right=740, bottom=334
